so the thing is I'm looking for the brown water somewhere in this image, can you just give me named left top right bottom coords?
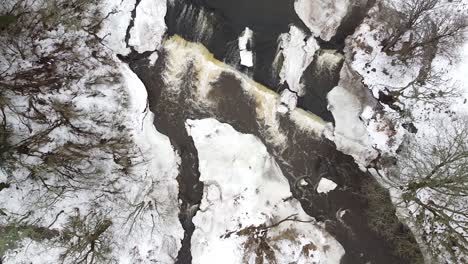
left=119, top=0, right=421, bottom=262
left=123, top=44, right=422, bottom=263
left=164, top=0, right=376, bottom=122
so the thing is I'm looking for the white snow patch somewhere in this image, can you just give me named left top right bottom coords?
left=238, top=27, right=253, bottom=51
left=240, top=50, right=253, bottom=67
left=4, top=239, right=63, bottom=264
left=129, top=0, right=167, bottom=53
left=316, top=178, right=338, bottom=194
left=294, top=0, right=350, bottom=41
left=351, top=24, right=420, bottom=91
left=278, top=89, right=298, bottom=113
left=148, top=52, right=159, bottom=66
left=451, top=39, right=468, bottom=114
left=187, top=118, right=345, bottom=264
left=238, top=27, right=254, bottom=67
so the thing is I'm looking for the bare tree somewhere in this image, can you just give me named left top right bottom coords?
left=0, top=0, right=138, bottom=200
left=380, top=0, right=467, bottom=60
left=394, top=117, right=468, bottom=263
left=222, top=214, right=315, bottom=264
left=364, top=178, right=424, bottom=263
left=59, top=209, right=114, bottom=264
left=381, top=66, right=460, bottom=115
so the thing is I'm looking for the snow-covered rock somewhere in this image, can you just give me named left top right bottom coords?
left=294, top=0, right=350, bottom=41
left=317, top=178, right=338, bottom=194
left=327, top=65, right=379, bottom=166
left=240, top=50, right=253, bottom=67
left=277, top=26, right=319, bottom=98
left=238, top=27, right=253, bottom=51
left=187, top=118, right=345, bottom=264
left=129, top=0, right=167, bottom=53
left=278, top=89, right=299, bottom=113
left=238, top=27, right=254, bottom=67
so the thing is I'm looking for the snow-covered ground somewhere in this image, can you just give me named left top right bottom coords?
left=2, top=63, right=184, bottom=263
left=187, top=118, right=344, bottom=264
left=338, top=3, right=468, bottom=158
left=451, top=40, right=468, bottom=114
left=117, top=65, right=183, bottom=263
left=129, top=0, right=167, bottom=53
left=98, top=0, right=167, bottom=56
left=98, top=0, right=136, bottom=55
left=1, top=1, right=182, bottom=262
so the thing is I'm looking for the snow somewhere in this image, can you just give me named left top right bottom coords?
left=349, top=23, right=420, bottom=93
left=0, top=1, right=182, bottom=259
left=316, top=178, right=338, bottom=194
left=111, top=64, right=184, bottom=263
left=240, top=50, right=254, bottom=67
left=294, top=0, right=350, bottom=41
left=187, top=118, right=345, bottom=264
left=238, top=27, right=254, bottom=67
left=4, top=239, right=63, bottom=264
left=238, top=27, right=253, bottom=51
left=344, top=4, right=468, bottom=263
left=148, top=52, right=159, bottom=65
left=129, top=0, right=167, bottom=53
left=277, top=26, right=319, bottom=97
left=451, top=40, right=468, bottom=114
left=2, top=62, right=184, bottom=264
left=278, top=89, right=298, bottom=113
left=343, top=4, right=468, bottom=158
left=98, top=0, right=136, bottom=55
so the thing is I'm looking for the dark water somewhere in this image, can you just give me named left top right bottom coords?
left=121, top=0, right=422, bottom=263
left=297, top=51, right=345, bottom=122
left=165, top=0, right=305, bottom=99
left=164, top=0, right=375, bottom=122
left=123, top=47, right=422, bottom=263
left=126, top=57, right=207, bottom=264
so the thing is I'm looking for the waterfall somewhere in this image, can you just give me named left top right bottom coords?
left=168, top=0, right=218, bottom=44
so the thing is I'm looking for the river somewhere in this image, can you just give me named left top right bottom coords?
left=122, top=0, right=422, bottom=263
